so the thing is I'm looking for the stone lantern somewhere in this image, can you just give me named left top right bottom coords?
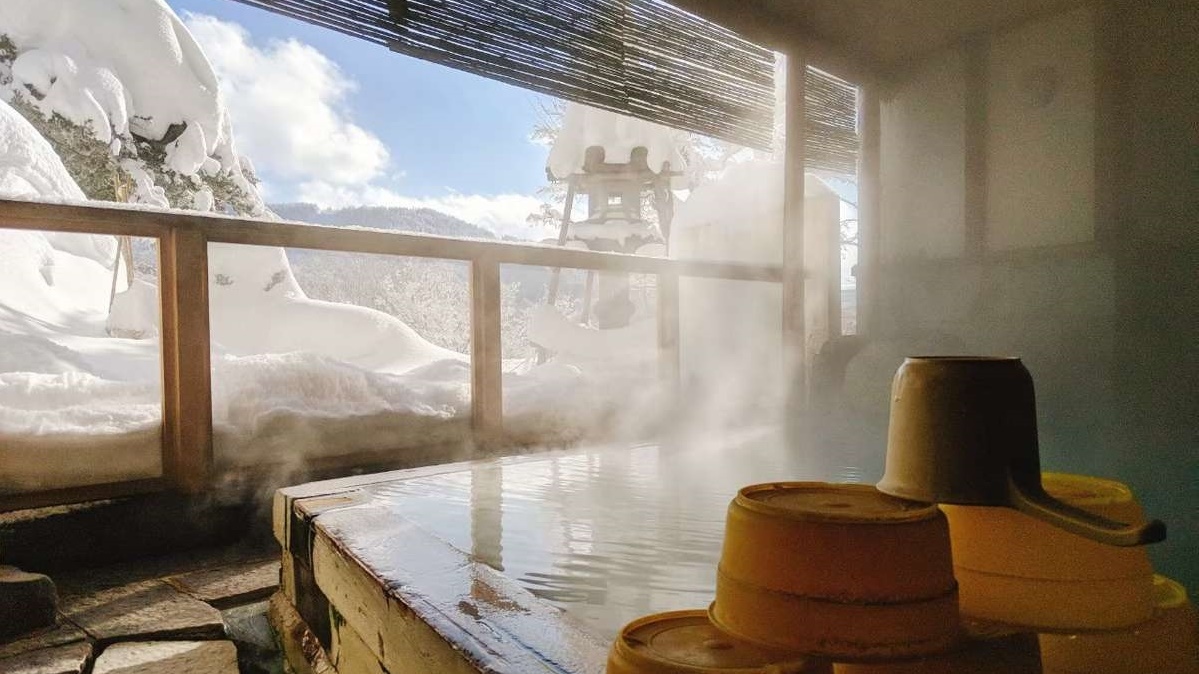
left=545, top=105, right=683, bottom=329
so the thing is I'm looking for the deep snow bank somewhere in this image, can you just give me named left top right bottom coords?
left=0, top=99, right=165, bottom=489
left=0, top=0, right=467, bottom=372
left=0, top=0, right=482, bottom=490
left=0, top=96, right=473, bottom=489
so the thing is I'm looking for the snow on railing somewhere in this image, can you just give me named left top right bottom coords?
left=0, top=197, right=783, bottom=510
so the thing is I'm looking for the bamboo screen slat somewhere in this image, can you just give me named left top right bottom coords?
left=805, top=67, right=858, bottom=175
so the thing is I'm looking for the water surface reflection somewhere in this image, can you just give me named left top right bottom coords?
left=365, top=428, right=874, bottom=638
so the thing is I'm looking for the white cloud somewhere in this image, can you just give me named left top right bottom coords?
left=184, top=14, right=388, bottom=185
left=298, top=181, right=550, bottom=240
left=185, top=15, right=549, bottom=240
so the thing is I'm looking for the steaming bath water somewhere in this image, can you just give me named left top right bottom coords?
left=357, top=428, right=871, bottom=638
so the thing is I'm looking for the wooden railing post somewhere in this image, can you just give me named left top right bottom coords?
left=857, top=85, right=881, bottom=336
left=159, top=226, right=213, bottom=493
left=470, top=257, right=503, bottom=443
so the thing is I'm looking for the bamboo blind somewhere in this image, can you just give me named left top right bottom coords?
left=228, top=1, right=858, bottom=168
left=228, top=0, right=775, bottom=149
left=805, top=67, right=858, bottom=175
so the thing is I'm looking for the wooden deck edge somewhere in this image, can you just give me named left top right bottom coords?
left=268, top=592, right=335, bottom=674
left=307, top=503, right=608, bottom=674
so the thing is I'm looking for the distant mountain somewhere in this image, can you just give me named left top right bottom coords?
left=271, top=203, right=498, bottom=240
left=272, top=203, right=579, bottom=306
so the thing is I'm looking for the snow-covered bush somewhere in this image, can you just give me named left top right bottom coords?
left=0, top=30, right=261, bottom=214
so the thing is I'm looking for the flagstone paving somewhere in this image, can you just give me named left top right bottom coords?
left=168, top=559, right=279, bottom=609
left=0, top=547, right=281, bottom=674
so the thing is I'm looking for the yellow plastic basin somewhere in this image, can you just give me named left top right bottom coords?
left=1039, top=575, right=1199, bottom=674
left=710, top=572, right=960, bottom=660
left=606, top=609, right=831, bottom=674
left=720, top=483, right=956, bottom=601
left=712, top=483, right=960, bottom=659
left=831, top=620, right=1042, bottom=674
left=942, top=473, right=1155, bottom=629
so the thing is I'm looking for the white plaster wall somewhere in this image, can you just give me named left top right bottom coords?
left=985, top=6, right=1096, bottom=250
left=880, top=52, right=966, bottom=261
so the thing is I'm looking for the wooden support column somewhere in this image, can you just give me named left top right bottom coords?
left=857, top=85, right=882, bottom=336
left=963, top=38, right=989, bottom=258
left=803, top=180, right=842, bottom=355
left=783, top=55, right=808, bottom=408
left=470, top=257, right=503, bottom=442
left=159, top=226, right=213, bottom=494
left=1093, top=0, right=1125, bottom=249
left=656, top=272, right=680, bottom=388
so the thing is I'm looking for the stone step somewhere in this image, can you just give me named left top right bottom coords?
left=60, top=580, right=224, bottom=644
left=167, top=559, right=279, bottom=609
left=0, top=566, right=58, bottom=640
left=91, top=640, right=238, bottom=674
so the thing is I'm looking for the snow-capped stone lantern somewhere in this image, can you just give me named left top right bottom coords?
left=545, top=104, right=685, bottom=329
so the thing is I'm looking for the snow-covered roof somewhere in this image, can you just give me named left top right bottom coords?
left=546, top=103, right=687, bottom=180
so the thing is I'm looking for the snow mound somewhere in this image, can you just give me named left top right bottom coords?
left=0, top=0, right=264, bottom=213
left=0, top=100, right=115, bottom=319
left=528, top=305, right=655, bottom=364
left=208, top=266, right=464, bottom=375
left=672, top=161, right=839, bottom=265
left=1, top=0, right=231, bottom=167
left=674, top=160, right=782, bottom=228
left=0, top=99, right=88, bottom=201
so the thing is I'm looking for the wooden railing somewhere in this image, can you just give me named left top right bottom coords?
left=0, top=198, right=784, bottom=510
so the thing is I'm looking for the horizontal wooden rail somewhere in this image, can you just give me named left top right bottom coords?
left=0, top=198, right=783, bottom=283
left=0, top=196, right=786, bottom=511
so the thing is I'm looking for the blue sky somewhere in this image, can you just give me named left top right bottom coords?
left=168, top=0, right=555, bottom=236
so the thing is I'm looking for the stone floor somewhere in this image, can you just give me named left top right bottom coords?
left=0, top=544, right=283, bottom=674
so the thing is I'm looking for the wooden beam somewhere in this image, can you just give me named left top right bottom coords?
left=1093, top=0, right=1124, bottom=248
left=0, top=478, right=165, bottom=513
left=963, top=37, right=989, bottom=258
left=159, top=226, right=213, bottom=493
left=856, top=85, right=882, bottom=336
left=470, top=258, right=503, bottom=442
left=667, top=0, right=877, bottom=84
left=783, top=53, right=808, bottom=407
left=811, top=185, right=842, bottom=342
